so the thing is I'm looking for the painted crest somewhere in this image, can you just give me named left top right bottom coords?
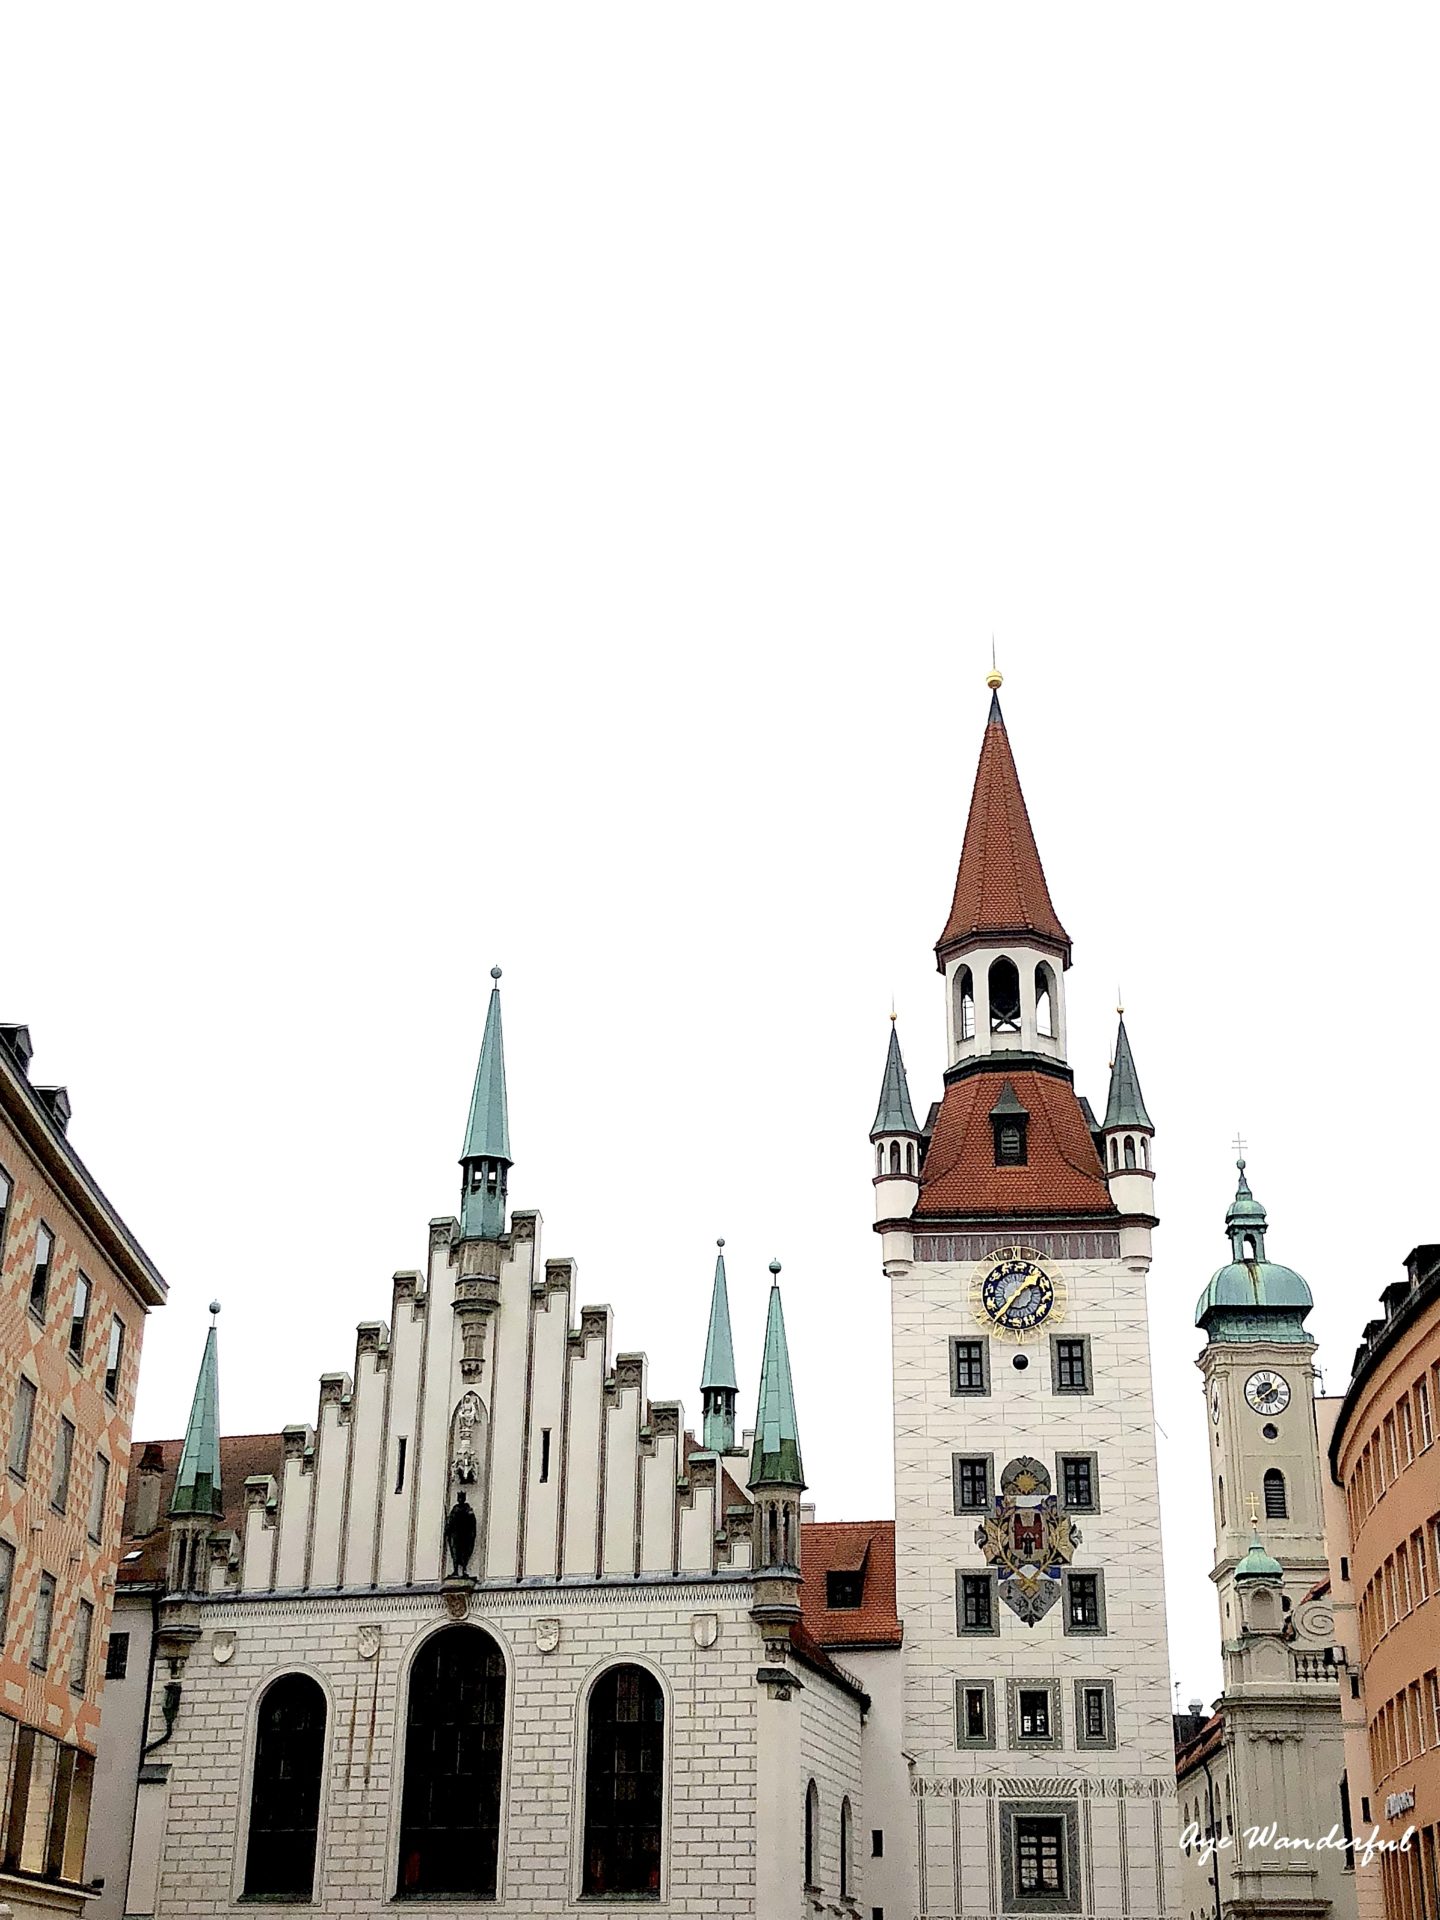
left=691, top=1612, right=719, bottom=1649
left=974, top=1457, right=1080, bottom=1625
left=534, top=1618, right=561, bottom=1654
left=211, top=1630, right=236, bottom=1665
left=356, top=1625, right=382, bottom=1661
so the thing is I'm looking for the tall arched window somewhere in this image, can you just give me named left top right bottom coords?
left=1035, top=964, right=1055, bottom=1040
left=954, top=966, right=976, bottom=1041
left=1140, top=1136, right=1149, bottom=1169
left=1124, top=1136, right=1137, bottom=1169
left=397, top=1625, right=506, bottom=1900
left=840, top=1795, right=852, bottom=1897
left=583, top=1664, right=664, bottom=1899
left=889, top=1141, right=901, bottom=1174
left=804, top=1779, right=819, bottom=1888
left=1218, top=1475, right=1226, bottom=1527
left=243, top=1672, right=327, bottom=1901
left=875, top=1145, right=883, bottom=1175
left=988, top=957, right=1021, bottom=1034
left=905, top=1142, right=915, bottom=1176
left=1264, top=1469, right=1288, bottom=1519
left=1109, top=1138, right=1119, bottom=1171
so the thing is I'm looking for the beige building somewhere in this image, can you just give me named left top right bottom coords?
left=0, top=1023, right=166, bottom=1919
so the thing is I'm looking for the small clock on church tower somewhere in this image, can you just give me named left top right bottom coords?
left=1243, top=1369, right=1290, bottom=1415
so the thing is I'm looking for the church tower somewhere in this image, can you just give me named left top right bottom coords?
left=881, top=676, right=1179, bottom=1920
left=1194, top=1161, right=1354, bottom=1920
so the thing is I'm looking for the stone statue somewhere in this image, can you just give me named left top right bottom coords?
left=444, top=1489, right=477, bottom=1578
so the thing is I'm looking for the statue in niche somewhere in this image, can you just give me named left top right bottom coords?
left=444, top=1490, right=477, bottom=1578
left=451, top=1391, right=485, bottom=1487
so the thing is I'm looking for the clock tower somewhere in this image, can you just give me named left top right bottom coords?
left=875, top=678, right=1177, bottom=1920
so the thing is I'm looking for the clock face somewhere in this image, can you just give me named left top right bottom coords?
left=1244, top=1370, right=1291, bottom=1415
left=971, top=1247, right=1062, bottom=1339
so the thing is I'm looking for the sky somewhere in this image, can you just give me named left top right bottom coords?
left=3, top=6, right=1437, bottom=1710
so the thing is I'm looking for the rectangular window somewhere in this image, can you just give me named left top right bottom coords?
left=1064, top=1570, right=1107, bottom=1634
left=1016, top=1817, right=1066, bottom=1895
left=1385, top=1413, right=1399, bottom=1481
left=953, top=1455, right=991, bottom=1512
left=956, top=1679, right=995, bottom=1749
left=871, top=1830, right=884, bottom=1858
left=87, top=1454, right=110, bottom=1544
left=826, top=1570, right=865, bottom=1609
left=1420, top=1378, right=1435, bottom=1450
left=30, top=1223, right=53, bottom=1318
left=1401, top=1399, right=1416, bottom=1466
left=51, top=1417, right=75, bottom=1513
left=950, top=1337, right=990, bottom=1396
left=539, top=1427, right=551, bottom=1483
left=9, top=1377, right=36, bottom=1479
left=68, top=1273, right=91, bottom=1363
left=394, top=1435, right=407, bottom=1495
left=1080, top=1682, right=1113, bottom=1744
left=1428, top=1671, right=1440, bottom=1748
left=1060, top=1454, right=1097, bottom=1510
left=1018, top=1689, right=1051, bottom=1738
left=31, top=1571, right=55, bottom=1670
left=105, top=1632, right=130, bottom=1680
left=0, top=1165, right=10, bottom=1258
left=104, top=1316, right=124, bottom=1400
left=70, top=1600, right=93, bottom=1694
left=1052, top=1334, right=1092, bottom=1393
left=0, top=1540, right=13, bottom=1648
left=957, top=1571, right=998, bottom=1635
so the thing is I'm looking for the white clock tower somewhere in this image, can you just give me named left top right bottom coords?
left=874, top=677, right=1178, bottom=1920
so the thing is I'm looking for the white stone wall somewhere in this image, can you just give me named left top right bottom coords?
left=146, top=1582, right=767, bottom=1918
left=893, top=1247, right=1180, bottom=1919
left=846, top=1645, right=912, bottom=1918
left=798, top=1656, right=866, bottom=1907
left=85, top=1591, right=154, bottom=1920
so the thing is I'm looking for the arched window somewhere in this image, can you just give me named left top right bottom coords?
left=955, top=966, right=976, bottom=1041
left=804, top=1779, right=819, bottom=1889
left=889, top=1141, right=901, bottom=1174
left=243, top=1672, right=327, bottom=1901
left=988, top=957, right=1021, bottom=1034
left=1109, top=1138, right=1119, bottom=1171
left=1243, top=1234, right=1257, bottom=1261
left=397, top=1625, right=506, bottom=1899
left=582, top=1664, right=665, bottom=1898
left=905, top=1142, right=915, bottom=1176
left=875, top=1145, right=883, bottom=1175
left=1264, top=1469, right=1288, bottom=1519
left=1035, top=964, right=1055, bottom=1039
left=1124, top=1136, right=1137, bottom=1169
left=840, top=1796, right=852, bottom=1897
left=1218, top=1476, right=1226, bottom=1527
left=1140, top=1136, right=1149, bottom=1169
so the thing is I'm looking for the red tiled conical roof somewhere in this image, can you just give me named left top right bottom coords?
left=915, top=1069, right=1115, bottom=1218
left=936, top=692, right=1070, bottom=965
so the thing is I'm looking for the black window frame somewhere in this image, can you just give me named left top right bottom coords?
left=950, top=1337, right=991, bottom=1397
left=105, top=1631, right=130, bottom=1681
left=1058, top=1453, right=1098, bottom=1512
left=1264, top=1469, right=1288, bottom=1519
left=68, top=1272, right=91, bottom=1365
left=1062, top=1570, right=1107, bottom=1635
left=956, top=1570, right=998, bottom=1636
left=244, top=1670, right=329, bottom=1902
left=397, top=1624, right=507, bottom=1901
left=1051, top=1334, right=1092, bottom=1395
left=826, top=1570, right=865, bottom=1610
left=1074, top=1679, right=1116, bottom=1750
left=581, top=1662, right=665, bottom=1901
left=1015, top=1816, right=1067, bottom=1897
left=953, top=1454, right=993, bottom=1513
left=956, top=1679, right=996, bottom=1750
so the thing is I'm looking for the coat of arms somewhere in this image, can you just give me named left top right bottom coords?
left=973, top=1457, right=1080, bottom=1625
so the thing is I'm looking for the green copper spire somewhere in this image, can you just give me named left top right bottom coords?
left=701, top=1239, right=738, bottom=1451
left=750, top=1262, right=805, bottom=1488
left=870, top=1018, right=920, bottom=1138
left=1103, top=1014, right=1153, bottom=1131
left=460, top=967, right=512, bottom=1241
left=170, top=1302, right=223, bottom=1520
left=1234, top=1527, right=1284, bottom=1584
left=1195, top=1156, right=1314, bottom=1343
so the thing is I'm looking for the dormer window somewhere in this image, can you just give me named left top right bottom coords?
left=996, top=1123, right=1026, bottom=1165
left=826, top=1570, right=864, bottom=1609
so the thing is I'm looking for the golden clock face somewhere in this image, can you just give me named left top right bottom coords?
left=970, top=1245, right=1063, bottom=1340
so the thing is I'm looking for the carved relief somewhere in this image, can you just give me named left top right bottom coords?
left=442, top=1586, right=471, bottom=1622
left=534, top=1619, right=561, bottom=1654
left=356, top=1625, right=382, bottom=1661
left=211, top=1630, right=236, bottom=1665
left=450, top=1392, right=488, bottom=1495
left=691, top=1613, right=719, bottom=1649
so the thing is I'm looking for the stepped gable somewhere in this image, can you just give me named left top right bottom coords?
left=915, top=1068, right=1116, bottom=1218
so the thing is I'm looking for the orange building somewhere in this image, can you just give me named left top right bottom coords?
left=0, top=1024, right=166, bottom=1919
left=1329, top=1244, right=1440, bottom=1920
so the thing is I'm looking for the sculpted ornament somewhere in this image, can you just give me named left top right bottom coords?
left=356, top=1625, right=382, bottom=1661
left=691, top=1613, right=719, bottom=1649
left=451, top=1392, right=485, bottom=1486
left=534, top=1619, right=561, bottom=1654
left=974, top=1456, right=1079, bottom=1625
left=211, top=1630, right=236, bottom=1665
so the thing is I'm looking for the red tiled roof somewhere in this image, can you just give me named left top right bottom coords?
left=118, top=1432, right=286, bottom=1587
left=1175, top=1710, right=1225, bottom=1776
left=800, top=1521, right=902, bottom=1650
left=915, top=1070, right=1116, bottom=1218
left=937, top=696, right=1070, bottom=963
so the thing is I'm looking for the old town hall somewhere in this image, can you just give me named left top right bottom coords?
left=91, top=678, right=1179, bottom=1919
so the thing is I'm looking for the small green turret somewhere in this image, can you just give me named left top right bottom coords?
left=701, top=1239, right=738, bottom=1452
left=1195, top=1158, right=1313, bottom=1344
left=171, top=1302, right=223, bottom=1521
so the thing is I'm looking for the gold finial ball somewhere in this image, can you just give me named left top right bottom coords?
left=985, top=668, right=1003, bottom=691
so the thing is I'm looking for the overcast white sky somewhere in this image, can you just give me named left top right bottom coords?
left=4, top=7, right=1437, bottom=1709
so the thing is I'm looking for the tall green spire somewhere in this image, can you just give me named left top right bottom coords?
left=701, top=1239, right=738, bottom=1451
left=460, top=967, right=512, bottom=1241
left=170, top=1302, right=222, bottom=1520
left=1103, top=1014, right=1153, bottom=1130
left=750, top=1262, right=804, bottom=1488
left=870, top=1018, right=920, bottom=1138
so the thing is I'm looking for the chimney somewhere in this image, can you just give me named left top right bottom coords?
left=1188, top=1699, right=1204, bottom=1716
left=0, top=1025, right=34, bottom=1075
left=35, top=1087, right=72, bottom=1135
